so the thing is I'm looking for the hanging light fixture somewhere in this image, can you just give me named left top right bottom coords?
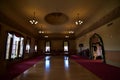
left=65, top=36, right=69, bottom=38
left=44, top=36, right=48, bottom=38
left=75, top=13, right=83, bottom=25
left=29, top=12, right=38, bottom=24
left=69, top=31, right=74, bottom=34
left=38, top=31, right=44, bottom=34
left=38, top=24, right=45, bottom=34
left=67, top=27, right=74, bottom=34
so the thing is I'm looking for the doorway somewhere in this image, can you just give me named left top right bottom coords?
left=89, top=33, right=106, bottom=63
left=45, top=41, right=51, bottom=54
left=64, top=41, right=69, bottom=55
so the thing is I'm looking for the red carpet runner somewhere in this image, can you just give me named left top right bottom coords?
left=71, top=55, right=120, bottom=80
left=0, top=56, right=44, bottom=80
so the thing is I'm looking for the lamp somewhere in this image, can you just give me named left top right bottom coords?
left=29, top=12, right=38, bottom=24
left=75, top=13, right=83, bottom=25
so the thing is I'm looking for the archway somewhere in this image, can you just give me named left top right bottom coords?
left=89, top=33, right=106, bottom=63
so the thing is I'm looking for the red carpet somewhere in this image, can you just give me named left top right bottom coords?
left=71, top=55, right=120, bottom=80
left=0, top=56, right=44, bottom=80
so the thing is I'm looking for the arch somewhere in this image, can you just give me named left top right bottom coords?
left=89, top=33, right=106, bottom=63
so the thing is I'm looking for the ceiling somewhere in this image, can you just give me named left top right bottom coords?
left=0, top=0, right=120, bottom=39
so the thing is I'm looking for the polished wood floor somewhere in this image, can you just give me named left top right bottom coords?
left=14, top=56, right=101, bottom=80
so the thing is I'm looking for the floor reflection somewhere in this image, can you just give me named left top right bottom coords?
left=14, top=56, right=100, bottom=80
left=45, top=56, right=51, bottom=72
left=64, top=56, right=69, bottom=70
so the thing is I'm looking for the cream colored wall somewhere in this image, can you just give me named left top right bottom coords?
left=94, top=18, right=120, bottom=51
left=38, top=40, right=45, bottom=54
left=105, top=51, right=120, bottom=67
left=38, top=39, right=76, bottom=54
left=38, top=40, right=63, bottom=53
left=69, top=40, right=76, bottom=52
left=29, top=38, right=36, bottom=53
left=51, top=40, right=63, bottom=51
left=76, top=35, right=90, bottom=53
left=76, top=17, right=120, bottom=67
left=76, top=17, right=120, bottom=51
left=75, top=0, right=120, bottom=36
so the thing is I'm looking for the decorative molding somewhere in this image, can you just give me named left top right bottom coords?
left=45, top=12, right=69, bottom=25
left=76, top=6, right=120, bottom=38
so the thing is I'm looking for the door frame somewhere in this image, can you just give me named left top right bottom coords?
left=89, top=33, right=106, bottom=63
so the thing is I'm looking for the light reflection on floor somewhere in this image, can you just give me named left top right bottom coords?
left=14, top=56, right=101, bottom=80
left=45, top=56, right=51, bottom=72
left=64, top=56, right=69, bottom=70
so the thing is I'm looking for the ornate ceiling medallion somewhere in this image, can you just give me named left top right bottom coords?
left=45, top=12, right=69, bottom=25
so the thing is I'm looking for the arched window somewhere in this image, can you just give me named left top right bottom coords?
left=64, top=41, right=69, bottom=52
left=5, top=32, right=24, bottom=59
left=35, top=40, right=38, bottom=52
left=45, top=41, right=50, bottom=52
left=64, top=41, right=69, bottom=55
left=25, top=37, right=31, bottom=53
left=35, top=45, right=37, bottom=52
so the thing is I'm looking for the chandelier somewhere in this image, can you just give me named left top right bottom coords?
left=69, top=31, right=74, bottom=34
left=29, top=12, right=38, bottom=24
left=75, top=13, right=83, bottom=25
left=38, top=24, right=45, bottom=34
left=75, top=20, right=83, bottom=25
left=38, top=31, right=44, bottom=34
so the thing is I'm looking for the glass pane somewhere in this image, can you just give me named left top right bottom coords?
left=26, top=39, right=30, bottom=53
left=35, top=45, right=37, bottom=52
left=45, top=41, right=50, bottom=52
left=64, top=46, right=68, bottom=51
left=19, top=37, right=24, bottom=57
left=64, top=42, right=68, bottom=51
left=46, top=46, right=50, bottom=52
left=5, top=33, right=12, bottom=59
left=11, top=35, right=20, bottom=59
left=6, top=33, right=24, bottom=59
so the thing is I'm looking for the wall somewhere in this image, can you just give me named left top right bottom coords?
left=76, top=35, right=90, bottom=53
left=38, top=39, right=76, bottom=55
left=38, top=40, right=45, bottom=55
left=76, top=17, right=120, bottom=67
left=105, top=51, right=120, bottom=67
left=75, top=0, right=120, bottom=36
left=0, top=22, right=37, bottom=75
left=69, top=39, right=77, bottom=54
left=51, top=40, right=63, bottom=52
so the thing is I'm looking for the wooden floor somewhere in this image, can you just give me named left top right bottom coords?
left=13, top=56, right=101, bottom=80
